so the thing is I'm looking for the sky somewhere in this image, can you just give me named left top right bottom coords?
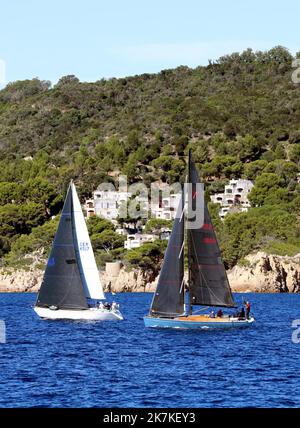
left=0, top=0, right=299, bottom=88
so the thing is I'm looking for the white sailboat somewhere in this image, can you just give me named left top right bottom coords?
left=34, top=181, right=123, bottom=321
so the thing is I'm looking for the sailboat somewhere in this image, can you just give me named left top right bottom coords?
left=34, top=181, right=123, bottom=321
left=144, top=151, right=255, bottom=329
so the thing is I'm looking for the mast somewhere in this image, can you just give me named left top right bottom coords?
left=187, top=149, right=192, bottom=315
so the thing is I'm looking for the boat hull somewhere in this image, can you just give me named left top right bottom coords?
left=34, top=306, right=123, bottom=321
left=144, top=315, right=255, bottom=329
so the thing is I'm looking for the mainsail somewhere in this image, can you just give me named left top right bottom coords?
left=187, top=153, right=236, bottom=308
left=150, top=189, right=185, bottom=317
left=71, top=183, right=105, bottom=300
left=35, top=184, right=88, bottom=310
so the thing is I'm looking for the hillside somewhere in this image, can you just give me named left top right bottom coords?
left=0, top=46, right=300, bottom=273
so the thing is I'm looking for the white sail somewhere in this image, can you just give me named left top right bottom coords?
left=71, top=182, right=105, bottom=300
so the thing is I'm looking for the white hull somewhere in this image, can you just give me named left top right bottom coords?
left=34, top=306, right=123, bottom=321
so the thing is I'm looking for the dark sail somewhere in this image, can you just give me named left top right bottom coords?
left=188, top=153, right=236, bottom=308
left=35, top=184, right=88, bottom=310
left=150, top=191, right=185, bottom=317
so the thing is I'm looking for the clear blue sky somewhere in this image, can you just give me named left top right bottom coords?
left=0, top=0, right=299, bottom=88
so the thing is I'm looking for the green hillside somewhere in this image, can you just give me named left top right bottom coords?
left=0, top=46, right=300, bottom=270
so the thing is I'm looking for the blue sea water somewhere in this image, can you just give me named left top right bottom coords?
left=0, top=292, right=300, bottom=408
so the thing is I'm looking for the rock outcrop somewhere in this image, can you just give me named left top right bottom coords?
left=1, top=252, right=299, bottom=293
left=0, top=268, right=43, bottom=292
left=101, top=268, right=157, bottom=293
left=228, top=252, right=300, bottom=293
left=0, top=262, right=158, bottom=293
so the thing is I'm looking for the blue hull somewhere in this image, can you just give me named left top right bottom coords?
left=143, top=316, right=255, bottom=330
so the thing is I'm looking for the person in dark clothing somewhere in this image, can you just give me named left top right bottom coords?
left=239, top=307, right=245, bottom=319
left=217, top=309, right=223, bottom=318
left=245, top=301, right=251, bottom=319
left=104, top=302, right=111, bottom=310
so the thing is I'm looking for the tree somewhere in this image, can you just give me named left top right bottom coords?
left=0, top=182, right=24, bottom=205
left=202, top=156, right=243, bottom=179
left=236, top=135, right=264, bottom=162
left=290, top=145, right=300, bottom=164
left=91, top=230, right=125, bottom=252
left=25, top=178, right=63, bottom=216
left=144, top=218, right=172, bottom=235
left=87, top=216, right=115, bottom=236
left=6, top=217, right=59, bottom=263
left=187, top=140, right=210, bottom=164
left=243, top=160, right=268, bottom=180
left=55, top=75, right=80, bottom=87
left=264, top=188, right=290, bottom=205
left=124, top=240, right=167, bottom=282
left=174, top=135, right=189, bottom=155
left=0, top=203, right=45, bottom=239
left=124, top=130, right=140, bottom=153
left=264, top=160, right=299, bottom=185
left=248, top=173, right=285, bottom=207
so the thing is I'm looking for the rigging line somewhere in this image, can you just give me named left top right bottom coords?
left=179, top=200, right=185, bottom=222
left=179, top=278, right=185, bottom=294
left=192, top=306, right=210, bottom=314
left=178, top=241, right=184, bottom=260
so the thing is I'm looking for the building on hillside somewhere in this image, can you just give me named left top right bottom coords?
left=124, top=233, right=156, bottom=250
left=84, top=188, right=181, bottom=221
left=93, top=190, right=135, bottom=220
left=150, top=192, right=181, bottom=220
left=85, top=199, right=95, bottom=218
left=123, top=228, right=172, bottom=250
left=210, top=179, right=253, bottom=219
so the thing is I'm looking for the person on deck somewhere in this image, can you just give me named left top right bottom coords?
left=217, top=309, right=223, bottom=318
left=111, top=301, right=119, bottom=311
left=209, top=310, right=215, bottom=318
left=239, top=307, right=245, bottom=319
left=104, top=302, right=111, bottom=310
left=245, top=301, right=251, bottom=319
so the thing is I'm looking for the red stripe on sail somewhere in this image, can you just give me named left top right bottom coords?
left=203, top=237, right=216, bottom=244
left=202, top=223, right=213, bottom=230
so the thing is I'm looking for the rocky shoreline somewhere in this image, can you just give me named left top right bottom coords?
left=0, top=252, right=299, bottom=294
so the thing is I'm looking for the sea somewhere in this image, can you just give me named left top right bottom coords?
left=0, top=292, right=300, bottom=408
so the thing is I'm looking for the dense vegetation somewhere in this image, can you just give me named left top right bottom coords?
left=0, top=46, right=300, bottom=271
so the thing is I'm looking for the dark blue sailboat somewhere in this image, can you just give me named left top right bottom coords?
left=144, top=151, right=255, bottom=329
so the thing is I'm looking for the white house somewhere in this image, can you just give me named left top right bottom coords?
left=92, top=190, right=135, bottom=220
left=124, top=233, right=156, bottom=250
left=84, top=188, right=181, bottom=221
left=210, top=179, right=253, bottom=218
left=150, top=192, right=181, bottom=220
